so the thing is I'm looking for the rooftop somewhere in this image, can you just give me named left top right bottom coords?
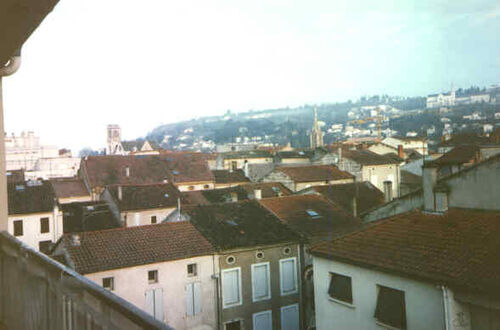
left=49, top=177, right=90, bottom=199
left=220, top=150, right=272, bottom=159
left=342, top=149, right=401, bottom=165
left=7, top=180, right=55, bottom=215
left=184, top=200, right=302, bottom=250
left=276, top=165, right=353, bottom=182
left=434, top=145, right=481, bottom=165
left=259, top=195, right=362, bottom=243
left=311, top=208, right=500, bottom=295
left=56, top=222, right=214, bottom=274
left=162, top=152, right=214, bottom=183
left=107, top=183, right=181, bottom=211
left=212, top=169, right=249, bottom=184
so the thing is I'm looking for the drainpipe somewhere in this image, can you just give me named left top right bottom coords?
left=0, top=56, right=22, bottom=232
left=441, top=285, right=451, bottom=330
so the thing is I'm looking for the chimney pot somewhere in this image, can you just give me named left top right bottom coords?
left=398, top=145, right=404, bottom=159
left=125, top=166, right=130, bottom=177
left=422, top=161, right=438, bottom=211
left=117, top=186, right=122, bottom=201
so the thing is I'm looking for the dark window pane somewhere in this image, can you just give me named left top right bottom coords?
left=328, top=273, right=352, bottom=303
left=40, top=217, right=50, bottom=233
left=151, top=216, right=157, bottom=224
left=375, top=285, right=406, bottom=329
left=39, top=240, right=52, bottom=254
left=102, top=277, right=114, bottom=290
left=225, top=320, right=241, bottom=330
left=13, top=220, right=23, bottom=236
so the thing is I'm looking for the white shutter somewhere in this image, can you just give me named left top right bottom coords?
left=252, top=263, right=270, bottom=301
left=154, top=288, right=163, bottom=320
left=186, top=283, right=194, bottom=316
left=253, top=310, right=272, bottom=330
left=222, top=268, right=240, bottom=307
left=193, top=282, right=202, bottom=315
left=145, top=289, right=154, bottom=316
left=281, top=304, right=299, bottom=330
left=134, top=213, right=140, bottom=226
left=281, top=258, right=297, bottom=294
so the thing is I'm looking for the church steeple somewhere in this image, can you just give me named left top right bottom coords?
left=310, top=107, right=324, bottom=148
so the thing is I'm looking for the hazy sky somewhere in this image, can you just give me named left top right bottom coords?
left=3, top=0, right=500, bottom=152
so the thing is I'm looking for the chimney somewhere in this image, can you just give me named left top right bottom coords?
left=397, top=145, right=404, bottom=159
left=230, top=192, right=238, bottom=202
left=352, top=196, right=357, bottom=217
left=71, top=234, right=81, bottom=246
left=383, top=180, right=393, bottom=202
left=117, top=186, right=122, bottom=201
left=422, top=161, right=438, bottom=211
left=434, top=186, right=449, bottom=213
left=254, top=189, right=262, bottom=200
left=125, top=166, right=130, bottom=177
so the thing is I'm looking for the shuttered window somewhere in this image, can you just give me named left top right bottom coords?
left=253, top=310, right=272, bottom=330
left=328, top=272, right=353, bottom=304
left=222, top=268, right=241, bottom=308
left=251, top=262, right=271, bottom=302
left=145, top=288, right=163, bottom=321
left=281, top=304, right=299, bottom=330
left=280, top=258, right=298, bottom=295
left=374, top=285, right=406, bottom=329
left=186, top=282, right=202, bottom=316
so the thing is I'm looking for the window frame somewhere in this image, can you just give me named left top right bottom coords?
left=150, top=215, right=157, bottom=224
left=187, top=263, right=198, bottom=277
left=13, top=220, right=23, bottom=236
left=328, top=272, right=353, bottom=305
left=252, top=310, right=272, bottom=330
left=148, top=270, right=158, bottom=284
left=102, top=277, right=114, bottom=291
left=221, top=267, right=242, bottom=309
left=40, top=217, right=50, bottom=233
left=38, top=240, right=52, bottom=254
left=374, top=285, right=407, bottom=330
left=224, top=319, right=242, bottom=330
left=279, top=257, right=298, bottom=296
left=251, top=262, right=271, bottom=302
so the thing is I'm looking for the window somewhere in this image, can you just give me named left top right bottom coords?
left=145, top=288, right=163, bottom=320
left=40, top=217, right=50, bottom=233
left=225, top=320, right=241, bottom=330
left=203, top=184, right=210, bottom=189
left=251, top=262, right=271, bottom=302
left=39, top=240, right=52, bottom=254
left=328, top=272, right=353, bottom=304
left=306, top=209, right=321, bottom=219
left=280, top=258, right=298, bottom=295
left=374, top=285, right=406, bottom=329
left=13, top=220, right=23, bottom=236
left=150, top=216, right=157, bottom=224
left=186, top=282, right=201, bottom=316
left=226, top=256, right=236, bottom=264
left=188, top=186, right=195, bottom=191
left=255, top=251, right=264, bottom=259
left=148, top=270, right=158, bottom=284
left=253, top=310, right=272, bottom=330
left=187, top=263, right=197, bottom=277
left=231, top=161, right=237, bottom=171
left=281, top=304, right=299, bottom=330
left=283, top=247, right=291, bottom=255
left=222, top=268, right=242, bottom=308
left=102, top=277, right=114, bottom=291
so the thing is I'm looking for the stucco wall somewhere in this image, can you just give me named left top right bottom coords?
left=85, top=255, right=217, bottom=330
left=7, top=209, right=63, bottom=251
left=361, top=164, right=400, bottom=198
left=122, top=207, right=176, bottom=227
left=222, top=158, right=273, bottom=170
left=176, top=182, right=215, bottom=192
left=313, top=256, right=445, bottom=330
left=294, top=178, right=354, bottom=192
left=219, top=244, right=301, bottom=330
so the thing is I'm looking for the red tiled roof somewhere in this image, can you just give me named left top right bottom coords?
left=49, top=178, right=90, bottom=199
left=434, top=145, right=480, bottom=165
left=311, top=208, right=500, bottom=294
left=342, top=149, right=401, bottom=165
left=277, top=165, right=353, bottom=182
left=162, top=153, right=214, bottom=183
left=108, top=183, right=181, bottom=211
left=259, top=195, right=362, bottom=243
left=59, top=222, right=214, bottom=274
left=212, top=170, right=249, bottom=184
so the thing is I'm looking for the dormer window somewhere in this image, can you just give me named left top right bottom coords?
left=306, top=209, right=321, bottom=219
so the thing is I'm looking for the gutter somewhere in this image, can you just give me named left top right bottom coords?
left=441, top=285, right=452, bottom=330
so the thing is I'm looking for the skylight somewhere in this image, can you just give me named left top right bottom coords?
left=306, top=209, right=321, bottom=219
left=225, top=220, right=238, bottom=226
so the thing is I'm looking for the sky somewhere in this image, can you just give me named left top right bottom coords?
left=3, top=0, right=500, bottom=152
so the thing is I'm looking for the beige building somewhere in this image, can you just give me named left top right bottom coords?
left=49, top=177, right=92, bottom=204
left=52, top=222, right=216, bottom=330
left=7, top=180, right=63, bottom=253
left=101, top=183, right=181, bottom=226
left=217, top=150, right=273, bottom=171
left=262, top=165, right=354, bottom=192
left=382, top=136, right=428, bottom=156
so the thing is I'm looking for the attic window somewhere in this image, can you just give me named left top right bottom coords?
left=164, top=193, right=169, bottom=198
left=306, top=209, right=321, bottom=219
left=15, top=185, right=25, bottom=191
left=272, top=186, right=280, bottom=193
left=172, top=170, right=180, bottom=175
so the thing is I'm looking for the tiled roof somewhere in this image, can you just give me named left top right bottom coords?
left=6, top=169, right=25, bottom=184
left=81, top=156, right=170, bottom=189
left=342, top=149, right=401, bottom=165
left=212, top=170, right=249, bottom=184
left=276, top=150, right=314, bottom=159
left=108, top=183, right=181, bottom=211
left=49, top=178, right=90, bottom=199
left=199, top=183, right=293, bottom=204
left=60, top=202, right=120, bottom=233
left=434, top=145, right=480, bottom=165
left=162, top=153, right=214, bottom=183
left=310, top=208, right=500, bottom=294
left=181, top=191, right=211, bottom=205
left=400, top=170, right=421, bottom=185
left=220, top=150, right=272, bottom=159
left=308, top=182, right=385, bottom=215
left=277, top=165, right=353, bottom=182
left=184, top=200, right=302, bottom=250
left=58, top=222, right=214, bottom=274
left=8, top=181, right=55, bottom=215
left=259, top=195, right=362, bottom=243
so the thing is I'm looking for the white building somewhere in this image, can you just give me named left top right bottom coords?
left=382, top=136, right=428, bottom=155
left=52, top=222, right=218, bottom=330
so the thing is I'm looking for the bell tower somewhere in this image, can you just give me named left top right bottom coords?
left=106, top=124, right=122, bottom=155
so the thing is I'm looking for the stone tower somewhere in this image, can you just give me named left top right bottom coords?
left=106, top=124, right=123, bottom=155
left=310, top=107, right=324, bottom=148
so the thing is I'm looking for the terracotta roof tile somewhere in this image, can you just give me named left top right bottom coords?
left=277, top=165, right=353, bottom=182
left=8, top=181, right=54, bottom=215
left=310, top=208, right=500, bottom=294
left=434, top=145, right=480, bottom=165
left=59, top=222, right=214, bottom=274
left=162, top=153, right=214, bottom=183
left=342, top=149, right=401, bottom=165
left=108, top=183, right=181, bottom=211
left=212, top=170, right=249, bottom=184
left=49, top=178, right=90, bottom=199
